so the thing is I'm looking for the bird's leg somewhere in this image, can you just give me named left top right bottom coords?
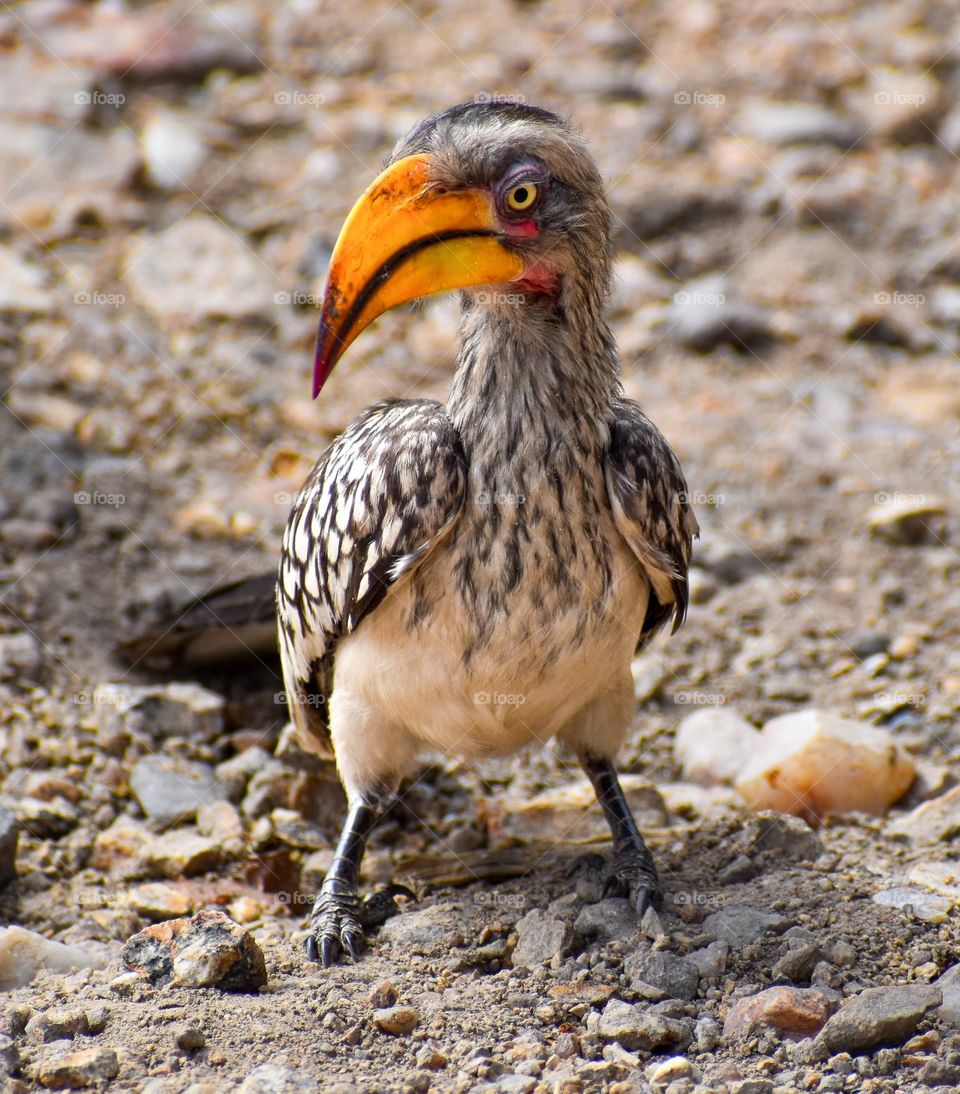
left=307, top=796, right=383, bottom=967
left=579, top=752, right=662, bottom=915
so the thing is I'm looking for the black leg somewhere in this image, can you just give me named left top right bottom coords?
left=307, top=798, right=381, bottom=967
left=579, top=753, right=662, bottom=915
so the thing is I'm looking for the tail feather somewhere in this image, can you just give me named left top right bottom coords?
left=119, top=572, right=278, bottom=666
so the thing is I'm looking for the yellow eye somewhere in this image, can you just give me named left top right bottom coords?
left=505, top=181, right=539, bottom=212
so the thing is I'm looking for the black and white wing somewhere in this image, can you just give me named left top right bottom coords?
left=277, top=399, right=467, bottom=755
left=604, top=397, right=700, bottom=645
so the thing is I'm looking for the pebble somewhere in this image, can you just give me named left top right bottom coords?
left=174, top=1025, right=206, bottom=1051
left=888, top=786, right=960, bottom=844
left=745, top=813, right=824, bottom=861
left=687, top=941, right=729, bottom=980
left=936, top=964, right=960, bottom=1028
left=772, top=942, right=823, bottom=983
left=625, top=949, right=700, bottom=1001
left=15, top=795, right=80, bottom=838
left=667, top=275, right=772, bottom=352
left=673, top=707, right=759, bottom=787
left=0, top=245, right=53, bottom=313
left=122, top=909, right=267, bottom=991
left=130, top=756, right=222, bottom=831
left=872, top=887, right=953, bottom=923
left=124, top=215, right=271, bottom=322
left=867, top=497, right=947, bottom=546
left=0, top=927, right=107, bottom=990
left=596, top=998, right=692, bottom=1052
left=723, top=986, right=836, bottom=1041
left=647, top=1055, right=698, bottom=1084
left=94, top=681, right=225, bottom=750
left=702, top=905, right=792, bottom=947
left=373, top=1006, right=420, bottom=1035
left=37, top=1045, right=119, bottom=1088
left=819, top=985, right=941, bottom=1053
left=0, top=631, right=44, bottom=679
left=136, top=831, right=220, bottom=878
left=572, top=898, right=637, bottom=944
left=735, top=709, right=914, bottom=820
left=215, top=747, right=273, bottom=803
left=237, top=1063, right=318, bottom=1093
left=377, top=902, right=467, bottom=954
left=124, top=882, right=193, bottom=920
left=0, top=803, right=18, bottom=887
left=141, top=110, right=207, bottom=191
left=512, top=909, right=573, bottom=968
left=738, top=100, right=863, bottom=147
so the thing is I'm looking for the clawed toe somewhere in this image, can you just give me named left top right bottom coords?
left=604, top=847, right=663, bottom=916
left=307, top=886, right=365, bottom=968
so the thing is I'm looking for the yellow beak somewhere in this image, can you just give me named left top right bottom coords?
left=313, top=153, right=526, bottom=396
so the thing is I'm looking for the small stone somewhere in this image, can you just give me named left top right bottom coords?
left=378, top=902, right=468, bottom=954
left=889, top=786, right=960, bottom=844
left=819, top=984, right=941, bottom=1053
left=674, top=707, right=759, bottom=787
left=597, top=998, right=692, bottom=1051
left=122, top=909, right=267, bottom=991
left=373, top=1006, right=420, bottom=1035
left=124, top=882, right=192, bottom=920
left=26, top=1008, right=86, bottom=1043
left=625, top=949, right=700, bottom=1001
left=724, top=986, right=835, bottom=1042
left=0, top=632, right=44, bottom=679
left=735, top=709, right=914, bottom=820
left=746, top=813, right=824, bottom=861
left=0, top=803, right=18, bottom=888
left=772, top=942, right=822, bottom=983
left=703, top=905, right=792, bottom=946
left=687, top=941, right=728, bottom=980
left=0, top=245, right=53, bottom=312
left=0, top=1033, right=20, bottom=1077
left=872, top=887, right=953, bottom=923
left=667, top=275, right=771, bottom=352
left=237, top=1063, right=318, bottom=1093
left=739, top=100, right=863, bottom=147
left=16, top=796, right=80, bottom=838
left=215, top=747, right=272, bottom=802
left=647, top=1055, right=697, bottom=1084
left=141, top=110, right=206, bottom=191
left=0, top=927, right=107, bottom=990
left=849, top=629, right=891, bottom=660
left=197, top=800, right=244, bottom=849
left=38, top=1045, right=119, bottom=1088
left=511, top=909, right=573, bottom=968
left=867, top=497, right=947, bottom=546
left=694, top=1016, right=721, bottom=1051
left=174, top=1024, right=205, bottom=1051
left=136, top=831, right=220, bottom=879
left=718, top=855, right=758, bottom=885
left=573, top=898, right=637, bottom=944
left=937, top=963, right=960, bottom=1028
left=130, top=756, right=222, bottom=831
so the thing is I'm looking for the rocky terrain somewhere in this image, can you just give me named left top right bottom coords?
left=2, top=0, right=960, bottom=1091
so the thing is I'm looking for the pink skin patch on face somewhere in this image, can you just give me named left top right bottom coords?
left=514, top=262, right=559, bottom=296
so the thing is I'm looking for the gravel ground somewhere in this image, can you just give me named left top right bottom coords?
left=2, top=0, right=960, bottom=1091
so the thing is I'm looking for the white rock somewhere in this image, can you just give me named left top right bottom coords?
left=141, top=111, right=206, bottom=191
left=0, top=245, right=52, bottom=313
left=674, top=707, right=759, bottom=786
left=0, top=926, right=107, bottom=989
left=867, top=496, right=947, bottom=546
left=735, top=709, right=914, bottom=820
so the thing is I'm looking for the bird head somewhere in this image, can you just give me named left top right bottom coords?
left=312, top=101, right=613, bottom=396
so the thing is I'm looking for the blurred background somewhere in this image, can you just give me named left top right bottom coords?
left=1, top=2, right=960, bottom=1082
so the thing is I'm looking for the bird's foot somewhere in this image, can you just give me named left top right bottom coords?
left=602, top=841, right=663, bottom=916
left=306, top=882, right=415, bottom=967
left=306, top=880, right=364, bottom=967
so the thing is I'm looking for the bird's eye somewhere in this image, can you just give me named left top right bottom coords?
left=505, top=181, right=539, bottom=212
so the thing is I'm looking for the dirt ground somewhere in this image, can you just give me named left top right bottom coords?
left=2, top=0, right=960, bottom=1091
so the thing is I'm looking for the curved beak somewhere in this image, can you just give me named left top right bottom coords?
left=313, top=153, right=525, bottom=396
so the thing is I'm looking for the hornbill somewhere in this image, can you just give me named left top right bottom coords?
left=274, top=101, right=699, bottom=966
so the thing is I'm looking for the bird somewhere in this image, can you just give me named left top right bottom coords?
left=272, top=100, right=700, bottom=967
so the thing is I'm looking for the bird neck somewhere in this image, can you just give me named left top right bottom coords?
left=447, top=289, right=621, bottom=458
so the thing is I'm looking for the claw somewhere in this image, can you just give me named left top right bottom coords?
left=320, top=933, right=338, bottom=968
left=305, top=934, right=319, bottom=963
